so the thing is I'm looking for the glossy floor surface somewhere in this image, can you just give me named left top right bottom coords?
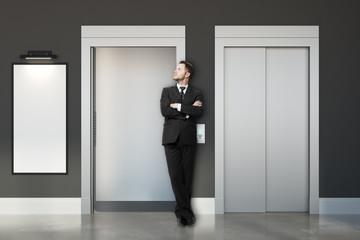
left=1, top=213, right=360, bottom=240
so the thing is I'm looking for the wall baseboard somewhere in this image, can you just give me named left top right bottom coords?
left=320, top=198, right=360, bottom=214
left=192, top=198, right=215, bottom=214
left=0, top=198, right=81, bottom=214
left=5, top=198, right=359, bottom=215
left=0, top=197, right=214, bottom=215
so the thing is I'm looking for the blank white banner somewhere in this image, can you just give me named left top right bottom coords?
left=13, top=64, right=67, bottom=173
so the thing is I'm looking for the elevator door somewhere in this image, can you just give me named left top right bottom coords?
left=224, top=47, right=309, bottom=212
left=95, top=47, right=176, bottom=211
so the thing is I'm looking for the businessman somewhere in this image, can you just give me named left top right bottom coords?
left=160, top=61, right=203, bottom=226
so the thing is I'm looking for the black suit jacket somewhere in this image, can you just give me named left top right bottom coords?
left=161, top=85, right=204, bottom=145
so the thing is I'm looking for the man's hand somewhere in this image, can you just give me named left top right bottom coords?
left=170, top=103, right=179, bottom=109
left=192, top=101, right=202, bottom=107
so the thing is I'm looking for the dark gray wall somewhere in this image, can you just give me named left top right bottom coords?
left=0, top=0, right=359, bottom=198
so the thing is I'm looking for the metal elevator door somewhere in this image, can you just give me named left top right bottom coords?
left=224, top=47, right=309, bottom=212
left=94, top=47, right=176, bottom=211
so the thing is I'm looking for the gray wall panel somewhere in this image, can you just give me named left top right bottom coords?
left=0, top=0, right=359, bottom=197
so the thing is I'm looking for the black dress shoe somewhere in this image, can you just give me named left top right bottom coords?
left=185, top=217, right=196, bottom=227
left=177, top=216, right=187, bottom=226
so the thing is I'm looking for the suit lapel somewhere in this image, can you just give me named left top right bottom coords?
left=183, top=86, right=192, bottom=104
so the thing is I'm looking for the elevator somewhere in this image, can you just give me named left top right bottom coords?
left=81, top=26, right=186, bottom=213
left=214, top=26, right=319, bottom=214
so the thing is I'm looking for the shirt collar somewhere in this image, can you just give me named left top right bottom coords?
left=177, top=83, right=188, bottom=92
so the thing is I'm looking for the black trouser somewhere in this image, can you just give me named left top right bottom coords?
left=164, top=141, right=197, bottom=220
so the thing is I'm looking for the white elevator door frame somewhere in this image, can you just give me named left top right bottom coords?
left=95, top=47, right=176, bottom=202
left=81, top=26, right=186, bottom=213
left=224, top=47, right=309, bottom=213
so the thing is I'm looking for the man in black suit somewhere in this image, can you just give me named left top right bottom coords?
left=160, top=61, right=203, bottom=226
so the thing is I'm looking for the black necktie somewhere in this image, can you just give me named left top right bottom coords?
left=180, top=87, right=186, bottom=102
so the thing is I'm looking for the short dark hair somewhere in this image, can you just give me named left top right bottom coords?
left=180, top=60, right=194, bottom=78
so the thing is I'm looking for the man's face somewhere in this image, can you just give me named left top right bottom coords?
left=173, top=63, right=188, bottom=81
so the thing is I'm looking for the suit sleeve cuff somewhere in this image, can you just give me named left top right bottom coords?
left=177, top=103, right=181, bottom=112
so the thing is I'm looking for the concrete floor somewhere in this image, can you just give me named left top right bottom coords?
left=1, top=213, right=360, bottom=240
